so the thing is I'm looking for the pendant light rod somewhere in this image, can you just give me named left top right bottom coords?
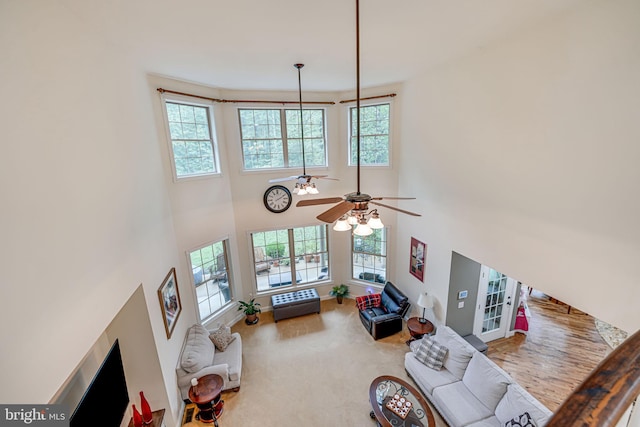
left=295, top=63, right=306, bottom=176
left=355, top=0, right=361, bottom=196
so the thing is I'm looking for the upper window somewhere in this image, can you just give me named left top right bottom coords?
left=352, top=228, right=387, bottom=284
left=251, top=225, right=329, bottom=292
left=349, top=103, right=390, bottom=166
left=238, top=108, right=326, bottom=170
left=189, top=240, right=232, bottom=321
left=164, top=100, right=219, bottom=179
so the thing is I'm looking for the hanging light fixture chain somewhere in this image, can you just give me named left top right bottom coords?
left=356, top=0, right=361, bottom=196
left=295, top=63, right=306, bottom=176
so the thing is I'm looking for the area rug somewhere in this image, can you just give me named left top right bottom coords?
left=594, top=319, right=628, bottom=349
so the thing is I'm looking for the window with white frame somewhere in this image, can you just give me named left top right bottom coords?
left=189, top=240, right=232, bottom=321
left=349, top=103, right=390, bottom=166
left=238, top=108, right=326, bottom=170
left=352, top=228, right=387, bottom=284
left=164, top=100, right=219, bottom=179
left=251, top=225, right=329, bottom=292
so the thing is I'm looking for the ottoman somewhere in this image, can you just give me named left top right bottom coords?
left=271, top=288, right=320, bottom=322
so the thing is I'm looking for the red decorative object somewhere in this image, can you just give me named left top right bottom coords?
left=140, top=391, right=152, bottom=424
left=132, top=405, right=143, bottom=427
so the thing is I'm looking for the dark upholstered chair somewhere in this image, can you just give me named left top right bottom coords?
left=355, top=282, right=410, bottom=340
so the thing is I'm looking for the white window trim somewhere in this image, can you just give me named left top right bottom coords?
left=347, top=99, right=393, bottom=168
left=237, top=106, right=329, bottom=171
left=186, top=237, right=233, bottom=323
left=247, top=224, right=332, bottom=295
left=160, top=93, right=222, bottom=182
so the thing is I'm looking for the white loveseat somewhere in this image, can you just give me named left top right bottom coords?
left=176, top=324, right=242, bottom=401
left=405, top=326, right=552, bottom=427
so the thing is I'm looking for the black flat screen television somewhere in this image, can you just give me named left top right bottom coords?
left=70, top=339, right=129, bottom=427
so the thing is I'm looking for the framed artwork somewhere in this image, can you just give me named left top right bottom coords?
left=410, top=237, right=426, bottom=282
left=158, top=267, right=182, bottom=339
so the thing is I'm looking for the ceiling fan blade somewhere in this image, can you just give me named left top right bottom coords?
left=317, top=201, right=356, bottom=223
left=296, top=197, right=344, bottom=207
left=315, top=176, right=340, bottom=181
left=371, top=197, right=416, bottom=200
left=269, top=176, right=298, bottom=183
left=370, top=201, right=421, bottom=217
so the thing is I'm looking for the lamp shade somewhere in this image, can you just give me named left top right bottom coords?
left=333, top=217, right=352, bottom=231
left=417, top=293, right=434, bottom=310
left=354, top=222, right=373, bottom=236
left=367, top=215, right=384, bottom=229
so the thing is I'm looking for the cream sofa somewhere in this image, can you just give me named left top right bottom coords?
left=176, top=324, right=242, bottom=401
left=405, top=326, right=552, bottom=427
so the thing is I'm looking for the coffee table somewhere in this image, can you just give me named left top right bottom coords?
left=189, top=374, right=224, bottom=426
left=369, top=375, right=435, bottom=427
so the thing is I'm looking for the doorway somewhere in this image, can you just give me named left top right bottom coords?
left=473, top=266, right=517, bottom=342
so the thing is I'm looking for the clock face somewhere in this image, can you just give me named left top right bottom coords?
left=263, top=185, right=292, bottom=213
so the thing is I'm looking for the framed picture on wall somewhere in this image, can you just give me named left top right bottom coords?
left=158, top=267, right=182, bottom=339
left=410, top=237, right=426, bottom=282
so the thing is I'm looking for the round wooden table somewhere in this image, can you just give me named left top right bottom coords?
left=369, top=375, right=435, bottom=427
left=406, top=317, right=434, bottom=345
left=188, top=374, right=224, bottom=425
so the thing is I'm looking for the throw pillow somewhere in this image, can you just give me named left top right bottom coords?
left=413, top=336, right=448, bottom=370
left=356, top=294, right=381, bottom=311
left=435, top=326, right=475, bottom=379
left=504, top=412, right=536, bottom=427
left=209, top=325, right=236, bottom=351
left=462, top=353, right=511, bottom=411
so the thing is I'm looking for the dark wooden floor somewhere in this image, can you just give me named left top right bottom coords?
left=486, top=289, right=611, bottom=411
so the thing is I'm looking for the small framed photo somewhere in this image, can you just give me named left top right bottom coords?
left=409, top=237, right=427, bottom=282
left=158, top=267, right=182, bottom=339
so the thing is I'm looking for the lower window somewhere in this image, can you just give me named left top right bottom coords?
left=353, top=228, right=387, bottom=284
left=189, top=240, right=232, bottom=321
left=251, top=225, right=329, bottom=292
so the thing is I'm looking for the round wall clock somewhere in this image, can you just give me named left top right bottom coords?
left=263, top=185, right=292, bottom=213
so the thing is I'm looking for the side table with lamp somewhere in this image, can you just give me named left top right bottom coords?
left=406, top=293, right=434, bottom=346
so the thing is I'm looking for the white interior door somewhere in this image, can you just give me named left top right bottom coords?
left=473, top=266, right=517, bottom=342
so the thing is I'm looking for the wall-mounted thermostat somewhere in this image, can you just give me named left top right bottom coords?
left=458, top=290, right=468, bottom=300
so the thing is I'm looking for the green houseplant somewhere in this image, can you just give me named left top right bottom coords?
left=238, top=298, right=262, bottom=325
left=329, top=284, right=350, bottom=304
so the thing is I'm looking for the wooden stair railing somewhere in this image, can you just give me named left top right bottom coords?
left=546, top=328, right=640, bottom=426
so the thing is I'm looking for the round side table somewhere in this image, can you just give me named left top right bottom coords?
left=406, top=317, right=434, bottom=346
left=189, top=374, right=224, bottom=426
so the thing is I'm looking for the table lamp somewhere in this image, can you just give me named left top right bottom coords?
left=417, top=293, right=434, bottom=324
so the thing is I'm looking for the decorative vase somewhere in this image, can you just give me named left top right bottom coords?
left=132, top=405, right=143, bottom=427
left=337, top=296, right=344, bottom=304
left=140, top=391, right=152, bottom=424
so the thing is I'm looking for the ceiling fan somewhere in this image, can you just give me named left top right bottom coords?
left=296, top=0, right=420, bottom=235
left=269, top=63, right=338, bottom=195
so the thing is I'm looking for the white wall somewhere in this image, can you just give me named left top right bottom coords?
left=0, top=3, right=185, bottom=425
left=395, top=0, right=640, bottom=333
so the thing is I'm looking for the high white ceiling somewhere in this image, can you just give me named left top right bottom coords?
left=63, top=0, right=584, bottom=92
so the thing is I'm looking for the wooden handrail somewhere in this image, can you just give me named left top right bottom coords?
left=546, top=328, right=640, bottom=426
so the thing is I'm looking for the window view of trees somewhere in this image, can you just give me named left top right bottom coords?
left=353, top=228, right=387, bottom=284
left=349, top=103, right=390, bottom=166
left=239, top=108, right=326, bottom=170
left=252, top=225, right=329, bottom=292
left=165, top=101, right=217, bottom=178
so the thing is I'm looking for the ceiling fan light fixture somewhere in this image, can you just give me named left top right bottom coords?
left=308, top=183, right=319, bottom=194
left=297, top=186, right=308, bottom=196
left=367, top=211, right=384, bottom=229
left=347, top=215, right=359, bottom=225
left=333, top=216, right=352, bottom=231
left=354, top=219, right=373, bottom=236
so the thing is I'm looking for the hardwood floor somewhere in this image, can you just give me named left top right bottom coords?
left=486, top=289, right=612, bottom=411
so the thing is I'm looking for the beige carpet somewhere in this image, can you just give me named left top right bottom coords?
left=185, top=299, right=446, bottom=427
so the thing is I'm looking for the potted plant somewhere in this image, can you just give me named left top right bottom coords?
left=329, top=284, right=350, bottom=304
left=238, top=298, right=262, bottom=325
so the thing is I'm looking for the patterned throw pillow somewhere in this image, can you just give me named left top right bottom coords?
left=209, top=326, right=236, bottom=351
left=356, top=294, right=382, bottom=311
left=505, top=412, right=537, bottom=427
left=413, top=336, right=448, bottom=370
